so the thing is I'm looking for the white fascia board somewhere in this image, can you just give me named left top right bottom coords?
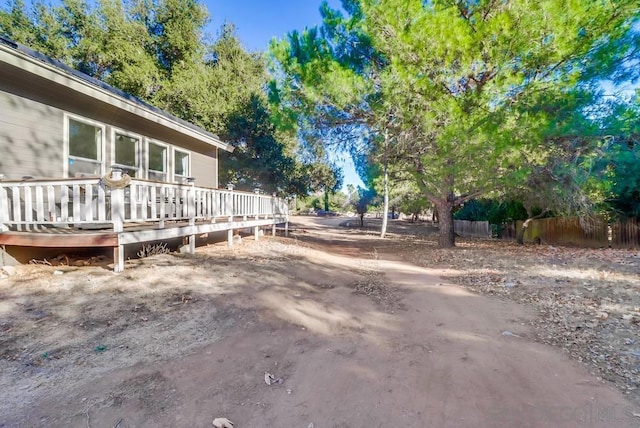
left=0, top=45, right=234, bottom=153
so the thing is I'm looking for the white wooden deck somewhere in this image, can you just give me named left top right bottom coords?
left=0, top=177, right=289, bottom=271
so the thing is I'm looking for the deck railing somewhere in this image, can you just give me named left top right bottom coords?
left=0, top=177, right=288, bottom=232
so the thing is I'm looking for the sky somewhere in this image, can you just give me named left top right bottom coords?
left=205, top=0, right=341, bottom=51
left=204, top=0, right=365, bottom=191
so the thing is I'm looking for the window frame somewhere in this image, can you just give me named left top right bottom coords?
left=146, top=139, right=169, bottom=182
left=172, top=148, right=191, bottom=183
left=111, top=128, right=142, bottom=178
left=63, top=113, right=106, bottom=178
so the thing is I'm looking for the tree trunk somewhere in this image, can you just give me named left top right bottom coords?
left=436, top=200, right=455, bottom=248
left=359, top=212, right=364, bottom=227
left=323, top=189, right=330, bottom=212
left=380, top=161, right=389, bottom=238
left=516, top=210, right=547, bottom=245
left=516, top=218, right=532, bottom=245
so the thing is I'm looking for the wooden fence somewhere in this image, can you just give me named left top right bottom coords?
left=454, top=220, right=491, bottom=238
left=496, top=217, right=640, bottom=249
left=518, top=217, right=608, bottom=247
left=611, top=218, right=640, bottom=249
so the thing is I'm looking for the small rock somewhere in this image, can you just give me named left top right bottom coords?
left=502, top=330, right=521, bottom=338
left=264, top=372, right=275, bottom=386
left=625, top=338, right=635, bottom=346
left=53, top=270, right=64, bottom=275
left=623, top=314, right=634, bottom=321
left=596, top=312, right=609, bottom=321
left=212, top=417, right=234, bottom=428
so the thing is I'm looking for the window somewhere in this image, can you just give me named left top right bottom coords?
left=114, top=132, right=140, bottom=177
left=148, top=141, right=167, bottom=182
left=67, top=117, right=103, bottom=177
left=174, top=149, right=190, bottom=182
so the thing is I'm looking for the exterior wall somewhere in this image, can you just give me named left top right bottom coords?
left=0, top=52, right=220, bottom=187
left=191, top=149, right=218, bottom=188
left=0, top=91, right=65, bottom=179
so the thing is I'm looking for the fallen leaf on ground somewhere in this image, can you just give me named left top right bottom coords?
left=264, top=372, right=275, bottom=386
left=212, top=417, right=234, bottom=428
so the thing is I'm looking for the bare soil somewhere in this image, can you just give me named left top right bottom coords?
left=0, top=216, right=639, bottom=427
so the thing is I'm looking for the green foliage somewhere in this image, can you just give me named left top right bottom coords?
left=454, top=199, right=528, bottom=224
left=298, top=189, right=348, bottom=213
left=220, top=94, right=304, bottom=194
left=270, top=0, right=639, bottom=246
left=0, top=0, right=343, bottom=196
left=353, top=186, right=376, bottom=215
left=598, top=97, right=640, bottom=217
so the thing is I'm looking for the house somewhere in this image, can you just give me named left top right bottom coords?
left=0, top=36, right=289, bottom=271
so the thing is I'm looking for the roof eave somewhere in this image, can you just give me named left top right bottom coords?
left=0, top=41, right=235, bottom=153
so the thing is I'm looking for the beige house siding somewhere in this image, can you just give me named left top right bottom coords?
left=191, top=150, right=218, bottom=188
left=0, top=91, right=65, bottom=179
left=0, top=55, right=220, bottom=187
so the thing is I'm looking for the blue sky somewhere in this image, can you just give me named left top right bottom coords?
left=204, top=0, right=365, bottom=191
left=205, top=0, right=341, bottom=51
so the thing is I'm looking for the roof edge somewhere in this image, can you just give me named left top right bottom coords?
left=0, top=36, right=235, bottom=153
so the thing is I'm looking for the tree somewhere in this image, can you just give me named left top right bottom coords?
left=2, top=0, right=334, bottom=196
left=593, top=97, right=640, bottom=217
left=271, top=0, right=639, bottom=247
left=220, top=94, right=294, bottom=192
left=353, top=186, right=375, bottom=227
left=0, top=0, right=68, bottom=58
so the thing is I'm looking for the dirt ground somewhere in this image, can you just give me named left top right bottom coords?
left=1, top=216, right=639, bottom=427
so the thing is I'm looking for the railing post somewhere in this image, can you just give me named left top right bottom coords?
left=284, top=197, right=289, bottom=237
left=111, top=188, right=124, bottom=233
left=0, top=183, right=8, bottom=232
left=227, top=183, right=234, bottom=246
left=187, top=178, right=196, bottom=254
left=254, top=188, right=260, bottom=241
left=271, top=193, right=277, bottom=237
left=109, top=169, right=126, bottom=273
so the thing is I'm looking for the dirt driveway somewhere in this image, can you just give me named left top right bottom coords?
left=0, top=216, right=638, bottom=427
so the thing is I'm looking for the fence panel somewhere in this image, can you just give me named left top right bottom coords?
left=611, top=218, right=640, bottom=249
left=515, top=217, right=608, bottom=247
left=454, top=220, right=490, bottom=238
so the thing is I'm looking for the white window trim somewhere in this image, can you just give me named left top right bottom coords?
left=173, top=147, right=191, bottom=183
left=111, top=128, right=142, bottom=177
left=63, top=113, right=106, bottom=178
left=146, top=139, right=169, bottom=181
